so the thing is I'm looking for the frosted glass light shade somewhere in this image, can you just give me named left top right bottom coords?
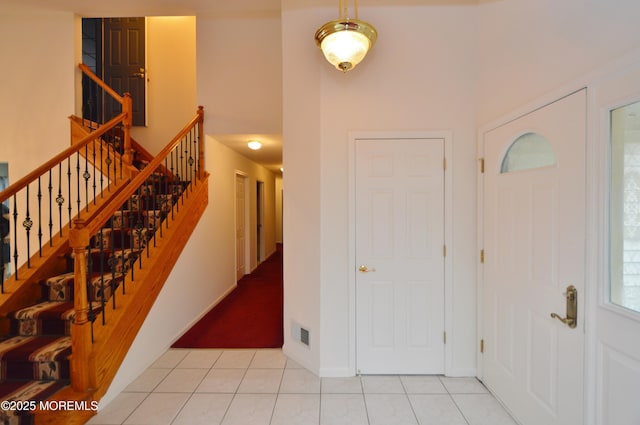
left=248, top=140, right=262, bottom=150
left=315, top=19, right=377, bottom=72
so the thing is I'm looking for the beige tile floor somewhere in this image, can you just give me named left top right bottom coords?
left=87, top=348, right=519, bottom=425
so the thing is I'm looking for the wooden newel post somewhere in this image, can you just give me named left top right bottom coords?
left=122, top=93, right=134, bottom=167
left=69, top=219, right=94, bottom=392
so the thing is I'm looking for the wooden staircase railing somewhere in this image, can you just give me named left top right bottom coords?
left=0, top=63, right=209, bottom=424
left=68, top=106, right=205, bottom=392
left=30, top=106, right=207, bottom=425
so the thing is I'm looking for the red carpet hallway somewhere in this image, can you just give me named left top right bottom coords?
left=172, top=244, right=283, bottom=348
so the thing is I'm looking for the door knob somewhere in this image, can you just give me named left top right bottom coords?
left=550, top=285, right=577, bottom=328
left=358, top=265, right=376, bottom=273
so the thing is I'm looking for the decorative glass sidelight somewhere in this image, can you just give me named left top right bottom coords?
left=610, top=101, right=640, bottom=314
left=501, top=132, right=557, bottom=173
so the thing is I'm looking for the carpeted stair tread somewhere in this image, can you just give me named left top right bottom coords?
left=10, top=302, right=74, bottom=337
left=0, top=336, right=71, bottom=381
left=9, top=301, right=105, bottom=337
left=42, top=271, right=125, bottom=303
left=0, top=380, right=69, bottom=425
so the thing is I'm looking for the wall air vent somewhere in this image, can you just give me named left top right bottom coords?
left=300, top=327, right=310, bottom=346
left=291, top=321, right=310, bottom=348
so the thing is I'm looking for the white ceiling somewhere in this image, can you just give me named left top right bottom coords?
left=13, top=0, right=480, bottom=16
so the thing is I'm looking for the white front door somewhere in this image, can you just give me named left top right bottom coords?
left=482, top=89, right=586, bottom=425
left=355, top=138, right=445, bottom=374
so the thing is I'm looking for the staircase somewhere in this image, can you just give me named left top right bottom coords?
left=0, top=175, right=184, bottom=425
left=0, top=64, right=208, bottom=424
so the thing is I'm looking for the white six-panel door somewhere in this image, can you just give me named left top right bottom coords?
left=482, top=90, right=586, bottom=425
left=355, top=138, right=445, bottom=374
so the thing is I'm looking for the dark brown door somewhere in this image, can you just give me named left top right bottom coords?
left=103, top=18, right=146, bottom=126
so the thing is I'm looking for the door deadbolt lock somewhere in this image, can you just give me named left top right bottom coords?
left=132, top=67, right=145, bottom=78
left=550, top=285, right=577, bottom=328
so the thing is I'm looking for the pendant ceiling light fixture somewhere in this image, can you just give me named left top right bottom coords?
left=314, top=0, right=377, bottom=72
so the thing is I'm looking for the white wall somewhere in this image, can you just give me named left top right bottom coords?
left=282, top=4, right=478, bottom=376
left=0, top=5, right=75, bottom=183
left=130, top=16, right=197, bottom=154
left=104, top=134, right=277, bottom=405
left=476, top=0, right=640, bottom=125
left=0, top=5, right=75, bottom=268
left=195, top=12, right=282, bottom=135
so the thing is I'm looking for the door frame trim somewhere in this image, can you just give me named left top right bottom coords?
left=235, top=171, right=250, bottom=280
left=348, top=130, right=453, bottom=375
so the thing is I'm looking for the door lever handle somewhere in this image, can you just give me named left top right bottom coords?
left=550, top=285, right=577, bottom=328
left=358, top=265, right=376, bottom=273
left=550, top=312, right=576, bottom=328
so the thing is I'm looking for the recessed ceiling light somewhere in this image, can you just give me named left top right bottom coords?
left=248, top=140, right=262, bottom=150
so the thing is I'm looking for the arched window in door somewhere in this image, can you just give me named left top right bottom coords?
left=501, top=132, right=557, bottom=173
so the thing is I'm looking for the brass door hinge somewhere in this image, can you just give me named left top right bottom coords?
left=480, top=339, right=484, bottom=353
left=479, top=158, right=485, bottom=173
left=443, top=157, right=447, bottom=170
left=443, top=245, right=447, bottom=257
left=480, top=249, right=485, bottom=263
left=444, top=332, right=447, bottom=344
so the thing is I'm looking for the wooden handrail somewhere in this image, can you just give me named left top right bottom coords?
left=82, top=107, right=204, bottom=237
left=0, top=112, right=127, bottom=205
left=79, top=63, right=124, bottom=104
left=78, top=63, right=132, bottom=161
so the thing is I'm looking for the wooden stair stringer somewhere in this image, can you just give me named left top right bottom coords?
left=34, top=174, right=209, bottom=425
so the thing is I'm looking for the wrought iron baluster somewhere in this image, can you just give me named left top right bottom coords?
left=189, top=127, right=195, bottom=194
left=57, top=164, right=64, bottom=236
left=195, top=122, right=201, bottom=181
left=86, top=246, right=96, bottom=343
left=167, top=155, right=174, bottom=225
left=83, top=146, right=91, bottom=212
left=123, top=197, right=132, bottom=286
left=76, top=152, right=82, bottom=217
left=67, top=157, right=72, bottom=228
left=109, top=211, right=119, bottom=308
left=91, top=141, right=97, bottom=202
left=12, top=195, right=18, bottom=280
left=151, top=173, right=158, bottom=248
left=118, top=127, right=123, bottom=180
left=106, top=138, right=112, bottom=189
left=23, top=185, right=32, bottom=267
left=37, top=177, right=43, bottom=256
left=99, top=139, right=105, bottom=194
left=97, top=231, right=107, bottom=326
left=170, top=150, right=177, bottom=220
left=48, top=170, right=53, bottom=245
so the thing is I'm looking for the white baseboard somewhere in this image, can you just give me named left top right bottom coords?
left=318, top=367, right=355, bottom=378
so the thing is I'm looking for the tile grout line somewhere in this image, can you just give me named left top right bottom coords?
left=399, top=376, right=422, bottom=425
left=168, top=348, right=223, bottom=425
